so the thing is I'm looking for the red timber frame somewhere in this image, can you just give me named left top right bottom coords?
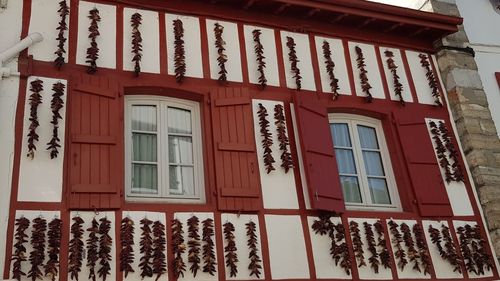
left=4, top=0, right=498, bottom=281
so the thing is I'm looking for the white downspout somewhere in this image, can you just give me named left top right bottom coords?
left=0, top=32, right=43, bottom=78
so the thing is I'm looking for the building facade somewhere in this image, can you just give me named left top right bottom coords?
left=0, top=0, right=499, bottom=280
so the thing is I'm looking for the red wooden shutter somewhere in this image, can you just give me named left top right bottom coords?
left=395, top=112, right=453, bottom=217
left=210, top=87, right=262, bottom=211
left=293, top=94, right=345, bottom=213
left=67, top=74, right=122, bottom=210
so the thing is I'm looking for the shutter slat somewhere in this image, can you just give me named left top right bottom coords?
left=72, top=135, right=117, bottom=144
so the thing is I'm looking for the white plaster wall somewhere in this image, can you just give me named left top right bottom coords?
left=174, top=212, right=218, bottom=281
left=348, top=218, right=393, bottom=279
left=421, top=220, right=463, bottom=279
left=10, top=210, right=61, bottom=281
left=406, top=50, right=440, bottom=105
left=18, top=77, right=67, bottom=202
left=252, top=99, right=299, bottom=209
left=220, top=213, right=264, bottom=280
left=425, top=118, right=473, bottom=216
left=314, top=36, right=351, bottom=95
left=0, top=0, right=23, bottom=53
left=244, top=25, right=280, bottom=87
left=456, top=0, right=500, bottom=46
left=28, top=0, right=70, bottom=62
left=348, top=41, right=386, bottom=99
left=76, top=1, right=116, bottom=69
left=166, top=13, right=203, bottom=79
left=69, top=211, right=117, bottom=281
left=264, top=215, right=309, bottom=279
left=206, top=19, right=242, bottom=82
left=123, top=8, right=159, bottom=74
left=280, top=31, right=316, bottom=91
left=306, top=216, right=350, bottom=279
left=386, top=219, right=430, bottom=279
left=379, top=47, right=413, bottom=103
left=122, top=211, right=168, bottom=281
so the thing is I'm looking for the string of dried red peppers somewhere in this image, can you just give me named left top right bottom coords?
left=27, top=217, right=47, bottom=281
left=373, top=220, right=391, bottom=270
left=418, top=53, right=442, bottom=106
left=171, top=218, right=186, bottom=278
left=388, top=220, right=408, bottom=271
left=246, top=221, right=262, bottom=278
left=355, top=46, right=373, bottom=103
left=258, top=103, right=275, bottom=174
left=470, top=224, right=494, bottom=274
left=429, top=120, right=453, bottom=182
left=86, top=8, right=101, bottom=74
left=457, top=224, right=494, bottom=275
left=54, top=0, right=69, bottom=69
left=322, top=40, right=340, bottom=99
left=413, top=223, right=432, bottom=275
left=440, top=224, right=463, bottom=273
left=384, top=50, right=404, bottom=105
left=363, top=222, right=380, bottom=273
left=152, top=220, right=167, bottom=281
left=252, top=29, right=267, bottom=89
left=44, top=218, right=62, bottom=281
left=349, top=221, right=366, bottom=268
left=86, top=218, right=99, bottom=281
left=47, top=82, right=65, bottom=159
left=98, top=217, right=113, bottom=281
left=223, top=221, right=238, bottom=277
left=202, top=218, right=217, bottom=275
left=130, top=13, right=143, bottom=77
left=187, top=215, right=201, bottom=277
left=139, top=218, right=154, bottom=279
left=68, top=216, right=84, bottom=281
left=438, top=121, right=464, bottom=182
left=274, top=104, right=293, bottom=173
left=173, top=19, right=186, bottom=84
left=400, top=223, right=421, bottom=273
left=286, top=36, right=302, bottom=90
left=120, top=217, right=135, bottom=278
left=214, top=23, right=228, bottom=84
left=27, top=79, right=43, bottom=159
left=12, top=217, right=30, bottom=281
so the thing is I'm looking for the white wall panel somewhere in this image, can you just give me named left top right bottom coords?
left=406, top=51, right=439, bottom=105
left=0, top=0, right=23, bottom=54
left=315, top=36, right=351, bottom=95
left=348, top=41, right=385, bottom=99
left=244, top=25, right=280, bottom=87
left=280, top=31, right=316, bottom=91
left=206, top=19, right=242, bottom=82
left=379, top=47, right=413, bottom=103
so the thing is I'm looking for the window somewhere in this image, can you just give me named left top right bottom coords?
left=329, top=114, right=400, bottom=211
left=125, top=96, right=205, bottom=203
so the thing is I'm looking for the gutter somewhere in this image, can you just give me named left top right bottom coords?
left=0, top=33, right=43, bottom=79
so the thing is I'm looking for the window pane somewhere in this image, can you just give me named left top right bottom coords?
left=132, top=105, right=157, bottom=131
left=362, top=151, right=385, bottom=176
left=132, top=164, right=158, bottom=193
left=357, top=125, right=379, bottom=149
left=133, top=133, right=157, bottom=162
left=169, top=165, right=195, bottom=196
left=331, top=123, right=351, bottom=147
left=368, top=178, right=391, bottom=204
left=334, top=148, right=357, bottom=174
left=340, top=176, right=362, bottom=203
left=169, top=136, right=193, bottom=164
left=168, top=107, right=192, bottom=134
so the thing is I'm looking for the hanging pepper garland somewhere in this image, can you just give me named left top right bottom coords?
left=286, top=36, right=302, bottom=90
left=130, top=13, right=143, bottom=77
left=322, top=40, right=340, bottom=99
left=187, top=215, right=201, bottom=277
left=429, top=121, right=453, bottom=182
left=470, top=224, right=494, bottom=274
left=418, top=53, right=442, bottom=106
left=171, top=218, right=186, bottom=278
left=349, top=221, right=366, bottom=268
left=152, top=221, right=167, bottom=281
left=27, top=217, right=47, bottom=281
left=86, top=8, right=101, bottom=74
left=98, top=217, right=113, bottom=281
left=173, top=19, right=186, bottom=84
left=120, top=217, right=135, bottom=278
left=252, top=29, right=267, bottom=89
left=257, top=103, right=275, bottom=173
left=384, top=50, right=404, bottom=105
left=214, top=23, right=228, bottom=84
left=457, top=226, right=476, bottom=274
left=47, top=82, right=65, bottom=159
left=139, top=218, right=154, bottom=279
left=413, top=223, right=432, bottom=276
left=428, top=225, right=445, bottom=258
left=274, top=104, right=293, bottom=173
left=363, top=222, right=380, bottom=273
left=373, top=220, right=391, bottom=270
left=68, top=216, right=85, bottom=281
left=355, top=46, right=373, bottom=103
left=441, top=224, right=463, bottom=273
left=44, top=218, right=62, bottom=281
left=400, top=223, right=421, bottom=273
left=438, top=121, right=464, bottom=182
left=54, top=0, right=69, bottom=69
left=388, top=220, right=408, bottom=271
left=223, top=221, right=238, bottom=277
left=246, top=221, right=262, bottom=278
left=27, top=79, right=43, bottom=159
left=12, top=217, right=30, bottom=281
left=86, top=218, right=99, bottom=281
left=202, top=218, right=217, bottom=275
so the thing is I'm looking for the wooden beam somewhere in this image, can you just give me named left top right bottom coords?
left=302, top=8, right=320, bottom=19
left=331, top=13, right=348, bottom=24
left=384, top=22, right=404, bottom=33
left=409, top=27, right=429, bottom=37
left=273, top=3, right=290, bottom=14
left=357, top=17, right=376, bottom=28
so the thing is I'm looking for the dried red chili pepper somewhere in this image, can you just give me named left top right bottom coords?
left=286, top=36, right=302, bottom=90
left=258, top=103, right=275, bottom=173
left=152, top=221, right=167, bottom=281
left=173, top=19, right=186, bottom=84
left=400, top=223, right=421, bottom=273
left=86, top=8, right=101, bottom=74
left=373, top=220, right=391, bottom=270
left=438, top=121, right=464, bottom=182
left=418, top=53, right=442, bottom=106
left=349, top=221, right=366, bottom=268
left=27, top=217, right=47, bottom=281
left=457, top=225, right=476, bottom=274
left=363, top=222, right=380, bottom=273
left=171, top=218, right=186, bottom=278
left=252, top=29, right=267, bottom=89
left=120, top=217, right=135, bottom=278
left=322, top=40, right=340, bottom=99
left=429, top=120, right=453, bottom=182
left=187, top=215, right=201, bottom=277
left=246, top=221, right=262, bottom=278
left=214, top=23, right=228, bottom=84
left=54, top=0, right=69, bottom=69
left=202, top=218, right=217, bottom=275
left=413, top=223, right=432, bottom=275
left=388, top=220, right=407, bottom=271
left=27, top=79, right=43, bottom=159
left=223, top=221, right=238, bottom=277
left=46, top=82, right=65, bottom=159
left=12, top=217, right=30, bottom=281
left=86, top=218, right=99, bottom=281
left=470, top=224, right=494, bottom=275
left=384, top=50, right=404, bottom=105
left=44, top=218, right=62, bottom=281
left=441, top=224, right=463, bottom=273
left=334, top=223, right=352, bottom=275
left=274, top=104, right=293, bottom=173
left=68, top=216, right=84, bottom=280
left=98, top=217, right=113, bottom=281
left=139, top=218, right=154, bottom=279
left=130, top=13, right=143, bottom=77
left=428, top=225, right=445, bottom=258
left=355, top=46, right=373, bottom=103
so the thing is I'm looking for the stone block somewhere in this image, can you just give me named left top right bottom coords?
left=446, top=68, right=484, bottom=90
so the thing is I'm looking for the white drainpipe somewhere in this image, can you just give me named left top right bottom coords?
left=0, top=32, right=43, bottom=78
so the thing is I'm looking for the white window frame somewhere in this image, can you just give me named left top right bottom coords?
left=329, top=113, right=401, bottom=211
left=125, top=95, right=205, bottom=204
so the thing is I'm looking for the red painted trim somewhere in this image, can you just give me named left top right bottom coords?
left=343, top=39, right=356, bottom=97
left=274, top=29, right=287, bottom=89
left=375, top=45, right=392, bottom=100
left=159, top=12, right=168, bottom=75
left=237, top=23, right=249, bottom=84
left=400, top=49, right=419, bottom=103
left=199, top=18, right=211, bottom=80
left=255, top=212, right=272, bottom=280
left=68, top=0, right=79, bottom=65
left=308, top=34, right=323, bottom=95
left=116, top=5, right=124, bottom=72
left=115, top=211, right=123, bottom=281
